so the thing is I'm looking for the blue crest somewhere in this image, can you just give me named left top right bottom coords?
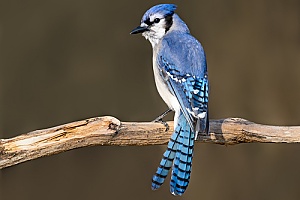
left=142, top=4, right=177, bottom=22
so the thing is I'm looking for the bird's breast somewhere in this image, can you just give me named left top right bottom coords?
left=152, top=56, right=180, bottom=112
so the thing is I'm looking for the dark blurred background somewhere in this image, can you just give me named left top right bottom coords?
left=1, top=0, right=300, bottom=199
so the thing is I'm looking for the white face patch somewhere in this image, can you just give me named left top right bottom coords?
left=141, top=14, right=168, bottom=47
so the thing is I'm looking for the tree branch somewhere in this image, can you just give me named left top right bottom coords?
left=1, top=116, right=300, bottom=169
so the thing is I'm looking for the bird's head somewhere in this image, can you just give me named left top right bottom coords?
left=130, top=4, right=178, bottom=47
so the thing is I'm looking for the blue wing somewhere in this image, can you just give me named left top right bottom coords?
left=157, top=32, right=209, bottom=133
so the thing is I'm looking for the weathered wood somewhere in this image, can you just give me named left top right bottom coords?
left=1, top=116, right=300, bottom=169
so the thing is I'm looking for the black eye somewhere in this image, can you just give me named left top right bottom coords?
left=154, top=18, right=160, bottom=23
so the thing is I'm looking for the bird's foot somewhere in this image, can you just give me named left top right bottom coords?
left=152, top=118, right=170, bottom=132
left=152, top=109, right=172, bottom=132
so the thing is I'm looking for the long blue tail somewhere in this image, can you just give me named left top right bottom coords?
left=151, top=113, right=195, bottom=196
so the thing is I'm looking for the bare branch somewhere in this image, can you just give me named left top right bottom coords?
left=1, top=116, right=300, bottom=169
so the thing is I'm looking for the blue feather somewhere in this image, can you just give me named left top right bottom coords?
left=170, top=113, right=195, bottom=195
left=152, top=113, right=196, bottom=196
left=152, top=123, right=180, bottom=189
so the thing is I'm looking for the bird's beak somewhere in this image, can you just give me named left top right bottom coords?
left=130, top=26, right=149, bottom=34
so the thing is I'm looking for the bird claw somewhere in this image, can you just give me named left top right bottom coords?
left=152, top=118, right=170, bottom=132
left=152, top=109, right=172, bottom=132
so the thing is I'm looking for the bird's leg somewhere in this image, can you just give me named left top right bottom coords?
left=153, top=109, right=172, bottom=122
left=152, top=109, right=172, bottom=131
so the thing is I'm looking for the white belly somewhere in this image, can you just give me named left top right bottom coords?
left=152, top=59, right=180, bottom=113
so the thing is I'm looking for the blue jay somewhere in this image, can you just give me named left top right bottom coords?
left=130, top=4, right=209, bottom=196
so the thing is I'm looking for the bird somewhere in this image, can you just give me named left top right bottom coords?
left=130, top=4, right=209, bottom=196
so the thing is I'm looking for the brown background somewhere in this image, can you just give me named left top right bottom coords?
left=1, top=0, right=300, bottom=199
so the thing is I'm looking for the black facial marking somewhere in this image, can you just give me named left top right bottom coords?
left=144, top=18, right=152, bottom=26
left=144, top=17, right=161, bottom=26
left=164, top=15, right=173, bottom=33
